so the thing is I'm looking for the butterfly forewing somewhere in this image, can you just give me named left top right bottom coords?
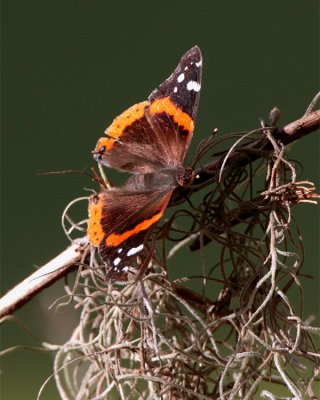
left=147, top=46, right=202, bottom=165
left=148, top=46, right=202, bottom=120
left=93, top=46, right=202, bottom=172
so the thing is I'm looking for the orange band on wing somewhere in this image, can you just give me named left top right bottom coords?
left=106, top=209, right=164, bottom=247
left=99, top=101, right=149, bottom=151
left=149, top=97, right=194, bottom=133
left=87, top=195, right=105, bottom=246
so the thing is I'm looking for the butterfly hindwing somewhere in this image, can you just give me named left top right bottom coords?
left=87, top=188, right=172, bottom=281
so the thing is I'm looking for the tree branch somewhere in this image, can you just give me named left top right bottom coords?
left=0, top=239, right=87, bottom=319
left=0, top=108, right=319, bottom=319
left=170, top=108, right=320, bottom=205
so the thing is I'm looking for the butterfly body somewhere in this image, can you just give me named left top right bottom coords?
left=88, top=46, right=202, bottom=281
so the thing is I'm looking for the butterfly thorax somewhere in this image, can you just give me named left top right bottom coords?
left=141, top=167, right=194, bottom=190
left=175, top=167, right=194, bottom=187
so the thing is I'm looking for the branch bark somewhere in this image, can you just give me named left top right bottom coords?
left=0, top=109, right=319, bottom=319
left=170, top=109, right=320, bottom=205
left=0, top=239, right=86, bottom=318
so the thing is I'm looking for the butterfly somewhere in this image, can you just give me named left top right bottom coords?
left=87, top=46, right=202, bottom=281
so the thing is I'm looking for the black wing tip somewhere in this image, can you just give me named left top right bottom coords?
left=187, top=45, right=202, bottom=54
left=148, top=45, right=203, bottom=109
left=183, top=46, right=202, bottom=61
left=176, top=46, right=202, bottom=76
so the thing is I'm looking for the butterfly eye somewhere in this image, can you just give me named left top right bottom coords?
left=92, top=194, right=99, bottom=204
left=98, top=146, right=106, bottom=154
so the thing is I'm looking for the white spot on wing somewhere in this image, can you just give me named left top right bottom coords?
left=118, top=248, right=123, bottom=253
left=113, top=257, right=121, bottom=266
left=174, top=86, right=178, bottom=93
left=122, top=266, right=129, bottom=272
left=187, top=81, right=201, bottom=92
left=184, top=66, right=188, bottom=71
left=127, top=244, right=144, bottom=257
left=195, top=60, right=202, bottom=67
left=177, top=73, right=185, bottom=83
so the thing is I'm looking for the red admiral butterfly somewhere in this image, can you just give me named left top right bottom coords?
left=88, top=46, right=202, bottom=281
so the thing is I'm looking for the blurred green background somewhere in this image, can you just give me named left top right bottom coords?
left=1, top=1, right=319, bottom=398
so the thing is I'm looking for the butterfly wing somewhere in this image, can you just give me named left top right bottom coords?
left=87, top=187, right=172, bottom=281
left=147, top=45, right=202, bottom=165
left=93, top=46, right=202, bottom=173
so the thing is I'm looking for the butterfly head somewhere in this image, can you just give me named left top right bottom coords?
left=92, top=138, right=109, bottom=164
